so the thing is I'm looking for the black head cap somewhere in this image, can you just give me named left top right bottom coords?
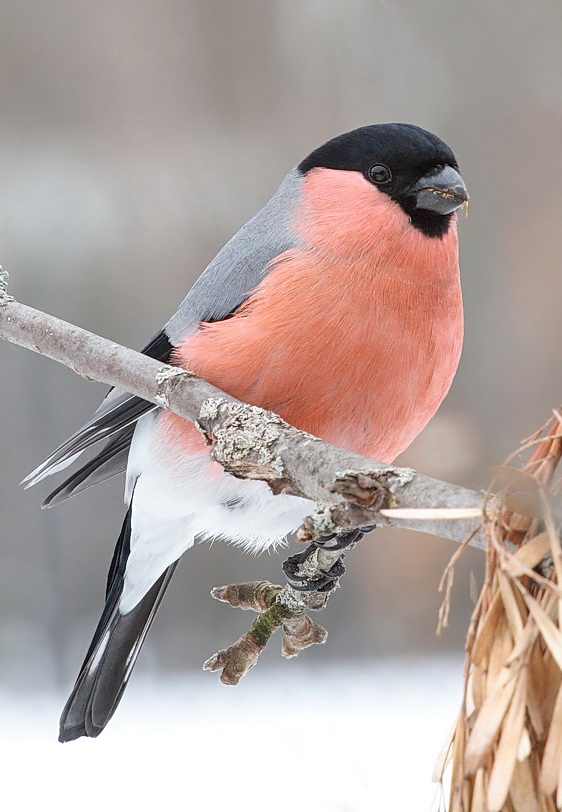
left=298, top=124, right=465, bottom=238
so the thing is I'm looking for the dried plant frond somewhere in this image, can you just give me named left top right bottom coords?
left=436, top=412, right=562, bottom=811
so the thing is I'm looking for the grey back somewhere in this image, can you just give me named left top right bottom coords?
left=165, top=167, right=303, bottom=342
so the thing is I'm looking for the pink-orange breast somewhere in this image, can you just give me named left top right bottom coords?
left=168, top=169, right=463, bottom=463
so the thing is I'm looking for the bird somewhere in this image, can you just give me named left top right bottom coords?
left=25, top=123, right=468, bottom=741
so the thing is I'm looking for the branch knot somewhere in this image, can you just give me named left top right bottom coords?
left=0, top=268, right=15, bottom=308
left=155, top=366, right=194, bottom=409
left=198, top=398, right=292, bottom=482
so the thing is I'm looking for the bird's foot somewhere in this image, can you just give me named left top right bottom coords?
left=282, top=527, right=374, bottom=593
left=282, top=544, right=346, bottom=593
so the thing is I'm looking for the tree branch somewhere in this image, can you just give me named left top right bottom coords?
left=0, top=272, right=485, bottom=543
left=0, top=269, right=487, bottom=682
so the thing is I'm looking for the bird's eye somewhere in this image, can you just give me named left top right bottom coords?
left=368, top=164, right=392, bottom=185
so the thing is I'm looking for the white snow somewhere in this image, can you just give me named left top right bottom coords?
left=0, top=657, right=461, bottom=812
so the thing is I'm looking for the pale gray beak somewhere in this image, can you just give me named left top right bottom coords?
left=412, top=165, right=468, bottom=215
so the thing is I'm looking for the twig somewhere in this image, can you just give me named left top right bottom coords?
left=202, top=581, right=328, bottom=684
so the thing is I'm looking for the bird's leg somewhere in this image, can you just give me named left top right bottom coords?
left=282, top=527, right=373, bottom=593
left=282, top=545, right=346, bottom=592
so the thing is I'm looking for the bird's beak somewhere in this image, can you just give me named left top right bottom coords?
left=412, top=165, right=468, bottom=215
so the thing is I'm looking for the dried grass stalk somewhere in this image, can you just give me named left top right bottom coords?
left=436, top=413, right=562, bottom=811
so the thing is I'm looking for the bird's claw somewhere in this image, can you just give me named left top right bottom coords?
left=312, top=526, right=373, bottom=551
left=282, top=546, right=346, bottom=593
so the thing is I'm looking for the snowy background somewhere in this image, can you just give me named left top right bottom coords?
left=0, top=658, right=462, bottom=811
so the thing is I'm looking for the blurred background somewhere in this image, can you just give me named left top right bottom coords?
left=1, top=1, right=562, bottom=808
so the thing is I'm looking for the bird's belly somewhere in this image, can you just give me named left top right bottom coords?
left=246, top=315, right=463, bottom=463
left=314, top=330, right=462, bottom=461
left=175, top=249, right=463, bottom=465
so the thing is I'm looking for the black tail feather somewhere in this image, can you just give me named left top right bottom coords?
left=42, top=428, right=133, bottom=508
left=59, top=510, right=177, bottom=742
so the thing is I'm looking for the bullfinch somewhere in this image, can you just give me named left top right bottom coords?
left=25, top=123, right=468, bottom=741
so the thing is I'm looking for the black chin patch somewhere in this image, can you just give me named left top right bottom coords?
left=406, top=207, right=454, bottom=239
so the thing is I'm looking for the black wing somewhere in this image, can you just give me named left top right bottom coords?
left=24, top=329, right=174, bottom=501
